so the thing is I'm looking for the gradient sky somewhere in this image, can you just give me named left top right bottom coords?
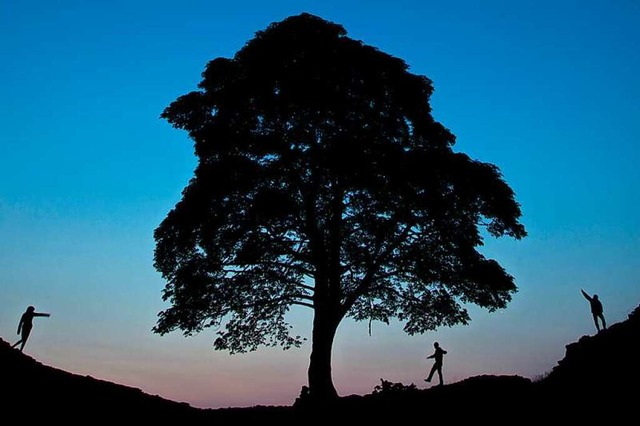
left=1, top=0, right=639, bottom=409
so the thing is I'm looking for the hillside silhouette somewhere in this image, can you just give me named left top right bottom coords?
left=2, top=303, right=638, bottom=422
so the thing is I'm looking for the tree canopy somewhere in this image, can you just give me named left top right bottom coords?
left=153, top=13, right=526, bottom=400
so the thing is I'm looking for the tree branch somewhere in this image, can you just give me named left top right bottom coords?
left=292, top=301, right=315, bottom=309
left=296, top=282, right=315, bottom=291
left=238, top=293, right=314, bottom=310
left=222, top=261, right=314, bottom=277
left=340, top=222, right=416, bottom=315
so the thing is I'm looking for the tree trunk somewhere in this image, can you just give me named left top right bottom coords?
left=307, top=307, right=340, bottom=402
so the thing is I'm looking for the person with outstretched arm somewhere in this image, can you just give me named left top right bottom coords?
left=581, top=289, right=606, bottom=332
left=425, top=341, right=447, bottom=386
left=12, top=306, right=51, bottom=352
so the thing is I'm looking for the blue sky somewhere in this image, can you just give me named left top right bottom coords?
left=1, top=0, right=639, bottom=409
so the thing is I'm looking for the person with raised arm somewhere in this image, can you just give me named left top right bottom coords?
left=581, top=289, right=606, bottom=332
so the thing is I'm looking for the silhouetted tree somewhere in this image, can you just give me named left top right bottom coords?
left=153, top=13, right=527, bottom=402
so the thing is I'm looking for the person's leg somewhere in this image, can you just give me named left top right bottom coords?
left=19, top=329, right=31, bottom=351
left=599, top=313, right=607, bottom=330
left=592, top=313, right=600, bottom=332
left=426, top=364, right=437, bottom=382
left=12, top=339, right=22, bottom=348
left=437, top=365, right=444, bottom=386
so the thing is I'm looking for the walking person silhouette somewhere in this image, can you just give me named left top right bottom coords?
left=425, top=341, right=447, bottom=386
left=12, top=306, right=51, bottom=352
left=581, top=289, right=606, bottom=332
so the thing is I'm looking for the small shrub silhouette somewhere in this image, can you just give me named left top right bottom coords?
left=372, top=379, right=418, bottom=395
left=532, top=370, right=551, bottom=383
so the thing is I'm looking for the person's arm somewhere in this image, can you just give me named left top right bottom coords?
left=17, top=316, right=24, bottom=334
left=427, top=353, right=435, bottom=359
left=581, top=289, right=591, bottom=301
left=34, top=312, right=50, bottom=317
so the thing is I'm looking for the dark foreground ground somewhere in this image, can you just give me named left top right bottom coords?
left=2, top=304, right=638, bottom=423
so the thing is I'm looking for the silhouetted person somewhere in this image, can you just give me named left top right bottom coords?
left=12, top=305, right=50, bottom=352
left=425, top=341, right=447, bottom=386
left=581, top=289, right=606, bottom=332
